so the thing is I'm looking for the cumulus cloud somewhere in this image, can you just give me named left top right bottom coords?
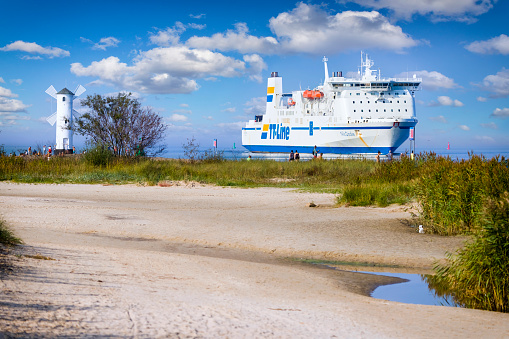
left=243, top=54, right=267, bottom=82
left=429, top=115, right=448, bottom=123
left=491, top=107, right=509, bottom=118
left=71, top=46, right=263, bottom=94
left=400, top=70, right=458, bottom=90
left=243, top=97, right=266, bottom=117
left=94, top=37, right=120, bottom=50
left=0, top=86, right=18, bottom=98
left=478, top=68, right=509, bottom=98
left=458, top=124, right=470, bottom=131
left=190, top=13, right=205, bottom=19
left=465, top=34, right=509, bottom=55
left=172, top=108, right=192, bottom=115
left=341, top=0, right=496, bottom=22
left=187, top=22, right=279, bottom=54
left=11, top=79, right=22, bottom=85
left=222, top=107, right=236, bottom=113
left=168, top=113, right=188, bottom=122
left=269, top=3, right=417, bottom=54
left=0, top=77, right=4, bottom=83
left=150, top=22, right=186, bottom=46
left=477, top=96, right=487, bottom=102
left=429, top=96, right=463, bottom=107
left=0, top=40, right=70, bottom=58
left=481, top=122, right=498, bottom=129
left=0, top=97, right=30, bottom=113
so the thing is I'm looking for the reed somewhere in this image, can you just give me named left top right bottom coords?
left=425, top=193, right=509, bottom=312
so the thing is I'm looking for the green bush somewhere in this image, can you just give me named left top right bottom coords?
left=0, top=218, right=22, bottom=246
left=82, top=143, right=115, bottom=167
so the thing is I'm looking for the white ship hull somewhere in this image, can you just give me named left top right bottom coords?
left=242, top=53, right=420, bottom=155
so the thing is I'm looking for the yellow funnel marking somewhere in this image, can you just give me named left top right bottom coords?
left=262, top=124, right=269, bottom=131
left=267, top=87, right=275, bottom=94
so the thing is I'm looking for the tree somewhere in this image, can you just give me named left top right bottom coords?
left=74, top=93, right=167, bottom=156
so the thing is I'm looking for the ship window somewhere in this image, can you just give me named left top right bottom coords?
left=404, top=100, right=407, bottom=103
left=360, top=101, right=362, bottom=104
left=391, top=109, right=394, bottom=112
left=357, top=93, right=360, bottom=95
left=361, top=110, right=364, bottom=112
left=354, top=110, right=356, bottom=112
left=376, top=109, right=378, bottom=112
left=397, top=101, right=400, bottom=103
left=398, top=109, right=400, bottom=112
left=353, top=101, right=355, bottom=104
left=369, top=109, right=371, bottom=112
left=368, top=101, right=370, bottom=104
left=384, top=109, right=386, bottom=112
left=405, top=109, right=408, bottom=112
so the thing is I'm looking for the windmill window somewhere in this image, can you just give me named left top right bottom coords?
left=62, top=97, right=66, bottom=101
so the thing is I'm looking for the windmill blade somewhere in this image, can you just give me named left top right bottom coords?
left=46, top=112, right=57, bottom=126
left=74, top=85, right=86, bottom=98
left=45, top=85, right=57, bottom=99
left=72, top=109, right=81, bottom=118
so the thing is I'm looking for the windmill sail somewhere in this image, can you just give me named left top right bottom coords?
left=46, top=112, right=57, bottom=126
left=74, top=85, right=86, bottom=98
left=45, top=85, right=57, bottom=99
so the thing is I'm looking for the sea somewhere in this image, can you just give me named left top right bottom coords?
left=2, top=144, right=509, bottom=161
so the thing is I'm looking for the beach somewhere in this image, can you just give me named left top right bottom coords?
left=1, top=182, right=508, bottom=338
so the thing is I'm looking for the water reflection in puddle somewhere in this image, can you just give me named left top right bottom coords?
left=366, top=271, right=459, bottom=307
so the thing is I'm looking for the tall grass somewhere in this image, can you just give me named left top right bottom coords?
left=425, top=193, right=509, bottom=312
left=0, top=217, right=22, bottom=246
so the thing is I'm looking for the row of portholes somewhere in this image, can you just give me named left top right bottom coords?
left=353, top=108, right=408, bottom=113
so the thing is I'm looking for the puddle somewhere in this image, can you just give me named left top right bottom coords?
left=365, top=271, right=459, bottom=307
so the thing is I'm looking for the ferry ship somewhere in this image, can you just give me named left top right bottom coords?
left=242, top=53, right=421, bottom=155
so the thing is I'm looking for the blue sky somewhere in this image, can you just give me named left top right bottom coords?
left=1, top=0, right=508, bottom=154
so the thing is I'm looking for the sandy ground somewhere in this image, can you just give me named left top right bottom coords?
left=0, top=182, right=508, bottom=338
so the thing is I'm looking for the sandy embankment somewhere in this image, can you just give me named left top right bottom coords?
left=0, top=182, right=508, bottom=338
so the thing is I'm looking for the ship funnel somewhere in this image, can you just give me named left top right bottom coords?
left=271, top=72, right=279, bottom=77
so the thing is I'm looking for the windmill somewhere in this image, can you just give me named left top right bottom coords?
left=45, top=85, right=86, bottom=154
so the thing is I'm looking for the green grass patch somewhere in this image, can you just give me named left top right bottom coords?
left=0, top=218, right=22, bottom=246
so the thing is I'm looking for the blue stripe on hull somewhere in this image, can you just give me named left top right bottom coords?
left=243, top=145, right=395, bottom=154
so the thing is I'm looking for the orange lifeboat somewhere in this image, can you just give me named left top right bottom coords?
left=288, top=98, right=296, bottom=106
left=303, top=90, right=324, bottom=99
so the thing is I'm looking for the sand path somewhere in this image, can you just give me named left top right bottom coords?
left=1, top=182, right=508, bottom=338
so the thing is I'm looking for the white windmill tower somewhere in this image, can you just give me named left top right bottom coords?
left=45, top=85, right=86, bottom=154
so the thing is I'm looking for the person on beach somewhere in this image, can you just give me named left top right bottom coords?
left=295, top=150, right=300, bottom=161
left=48, top=146, right=52, bottom=156
left=43, top=145, right=46, bottom=155
left=376, top=151, right=380, bottom=163
left=312, top=145, right=318, bottom=158
left=411, top=150, right=415, bottom=161
left=247, top=155, right=252, bottom=161
left=289, top=150, right=294, bottom=161
left=387, top=150, right=393, bottom=162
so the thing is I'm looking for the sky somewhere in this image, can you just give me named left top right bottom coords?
left=0, top=0, right=508, bottom=155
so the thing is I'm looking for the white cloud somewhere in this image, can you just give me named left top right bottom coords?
left=150, top=22, right=186, bottom=46
left=168, top=114, right=188, bottom=122
left=71, top=46, right=261, bottom=94
left=491, top=107, right=509, bottom=118
left=429, top=96, right=463, bottom=107
left=0, top=86, right=18, bottom=98
left=222, top=107, right=236, bottom=113
left=187, top=22, right=279, bottom=54
left=269, top=3, right=417, bottom=54
left=458, top=124, right=470, bottom=131
left=190, top=13, right=205, bottom=19
left=429, top=115, right=448, bottom=123
left=203, top=115, right=213, bottom=120
left=477, top=96, right=487, bottom=102
left=0, top=40, right=70, bottom=58
left=215, top=121, right=245, bottom=131
left=475, top=135, right=495, bottom=143
left=0, top=77, right=4, bottom=83
left=11, top=79, right=22, bottom=85
left=243, top=97, right=266, bottom=117
left=401, top=70, right=458, bottom=90
left=341, top=0, right=496, bottom=22
left=478, top=68, right=509, bottom=98
left=172, top=109, right=192, bottom=115
left=465, top=34, right=509, bottom=55
left=93, top=37, right=120, bottom=50
left=180, top=103, right=189, bottom=107
left=480, top=122, right=498, bottom=129
left=243, top=54, right=267, bottom=82
left=0, top=97, right=30, bottom=113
